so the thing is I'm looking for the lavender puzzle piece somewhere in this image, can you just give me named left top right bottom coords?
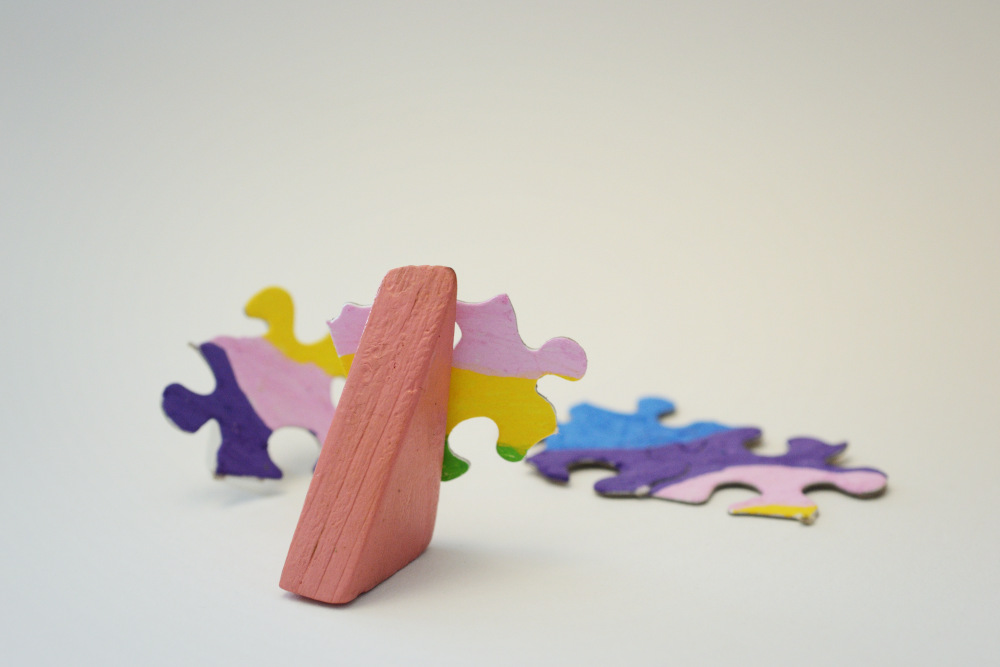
left=162, top=343, right=282, bottom=479
left=529, top=425, right=888, bottom=523
left=541, top=396, right=731, bottom=452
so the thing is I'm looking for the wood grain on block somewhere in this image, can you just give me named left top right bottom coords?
left=280, top=266, right=457, bottom=604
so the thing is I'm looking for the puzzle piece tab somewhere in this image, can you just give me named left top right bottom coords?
left=162, top=287, right=346, bottom=479
left=328, top=294, right=587, bottom=479
left=528, top=417, right=887, bottom=524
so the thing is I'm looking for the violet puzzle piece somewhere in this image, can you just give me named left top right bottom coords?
left=529, top=424, right=888, bottom=524
left=328, top=294, right=587, bottom=480
left=161, top=287, right=345, bottom=479
left=541, top=396, right=731, bottom=452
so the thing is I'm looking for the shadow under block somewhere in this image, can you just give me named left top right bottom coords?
left=279, top=266, right=457, bottom=604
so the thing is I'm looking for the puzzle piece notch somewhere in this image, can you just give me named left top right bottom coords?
left=541, top=396, right=731, bottom=452
left=244, top=286, right=347, bottom=377
left=528, top=419, right=888, bottom=524
left=327, top=294, right=588, bottom=477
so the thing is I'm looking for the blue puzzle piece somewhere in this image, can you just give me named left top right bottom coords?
left=540, top=396, right=731, bottom=452
left=162, top=342, right=282, bottom=479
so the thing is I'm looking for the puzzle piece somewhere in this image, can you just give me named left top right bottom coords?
left=541, top=396, right=731, bottom=452
left=528, top=423, right=887, bottom=524
left=328, top=294, right=587, bottom=479
left=162, top=287, right=346, bottom=479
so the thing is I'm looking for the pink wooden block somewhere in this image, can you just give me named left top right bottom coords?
left=279, top=266, right=457, bottom=604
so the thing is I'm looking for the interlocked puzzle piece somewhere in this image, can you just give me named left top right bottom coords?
left=528, top=410, right=887, bottom=523
left=541, top=396, right=731, bottom=451
left=328, top=294, right=587, bottom=479
left=162, top=287, right=346, bottom=479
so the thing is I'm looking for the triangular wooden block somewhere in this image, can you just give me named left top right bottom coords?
left=280, top=266, right=457, bottom=604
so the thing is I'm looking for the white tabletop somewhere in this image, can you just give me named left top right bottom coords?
left=3, top=3, right=998, bottom=665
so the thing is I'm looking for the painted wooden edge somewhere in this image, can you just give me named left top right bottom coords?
left=279, top=266, right=456, bottom=603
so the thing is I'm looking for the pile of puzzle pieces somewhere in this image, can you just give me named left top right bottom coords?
left=526, top=397, right=887, bottom=524
left=162, top=285, right=887, bottom=524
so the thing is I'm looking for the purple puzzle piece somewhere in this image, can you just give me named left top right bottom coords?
left=529, top=427, right=888, bottom=523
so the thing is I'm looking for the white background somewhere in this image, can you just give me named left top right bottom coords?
left=3, top=2, right=998, bottom=665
